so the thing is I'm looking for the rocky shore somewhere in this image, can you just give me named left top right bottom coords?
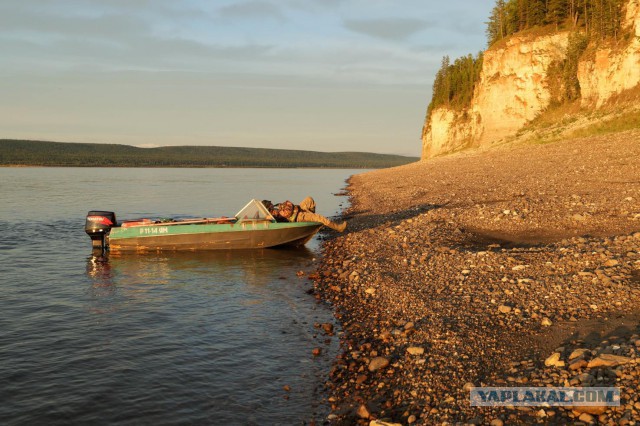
left=312, top=130, right=640, bottom=425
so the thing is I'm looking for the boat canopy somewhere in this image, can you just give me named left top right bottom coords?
left=235, top=199, right=276, bottom=222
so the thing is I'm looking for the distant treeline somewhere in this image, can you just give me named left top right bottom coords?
left=0, top=140, right=418, bottom=169
left=426, top=0, right=627, bottom=119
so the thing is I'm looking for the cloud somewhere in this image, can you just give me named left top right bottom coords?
left=282, top=0, right=346, bottom=12
left=343, top=17, right=433, bottom=41
left=217, top=1, right=285, bottom=22
left=0, top=8, right=148, bottom=41
left=0, top=0, right=276, bottom=73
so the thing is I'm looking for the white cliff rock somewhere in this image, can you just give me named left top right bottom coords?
left=422, top=0, right=640, bottom=159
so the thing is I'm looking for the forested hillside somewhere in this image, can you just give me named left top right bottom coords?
left=0, top=140, right=417, bottom=169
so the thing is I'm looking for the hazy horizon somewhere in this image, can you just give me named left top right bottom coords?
left=1, top=1, right=492, bottom=157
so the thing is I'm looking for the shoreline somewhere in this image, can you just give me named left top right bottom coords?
left=0, top=165, right=379, bottom=170
left=313, top=130, right=640, bottom=424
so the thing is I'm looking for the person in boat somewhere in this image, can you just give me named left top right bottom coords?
left=262, top=197, right=347, bottom=232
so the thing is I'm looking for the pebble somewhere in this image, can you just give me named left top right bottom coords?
left=498, top=305, right=512, bottom=314
left=368, top=357, right=390, bottom=372
left=369, top=421, right=402, bottom=426
left=406, top=347, right=425, bottom=356
left=356, top=404, right=370, bottom=419
left=321, top=323, right=334, bottom=334
left=579, top=413, right=595, bottom=423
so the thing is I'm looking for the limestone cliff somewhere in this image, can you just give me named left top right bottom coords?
left=579, top=0, right=640, bottom=106
left=422, top=0, right=640, bottom=159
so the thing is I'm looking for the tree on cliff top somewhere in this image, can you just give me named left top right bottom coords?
left=547, top=0, right=569, bottom=29
left=427, top=53, right=483, bottom=118
left=486, top=0, right=625, bottom=46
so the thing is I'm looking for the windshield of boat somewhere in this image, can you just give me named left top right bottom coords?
left=235, top=199, right=276, bottom=222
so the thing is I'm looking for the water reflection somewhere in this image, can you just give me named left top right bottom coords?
left=93, top=247, right=313, bottom=275
left=86, top=247, right=316, bottom=300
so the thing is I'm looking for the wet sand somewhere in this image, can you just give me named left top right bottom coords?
left=313, top=130, right=640, bottom=424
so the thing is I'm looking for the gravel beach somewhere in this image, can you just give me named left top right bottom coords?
left=312, top=130, right=640, bottom=425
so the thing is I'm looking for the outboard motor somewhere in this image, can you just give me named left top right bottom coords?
left=85, top=211, right=117, bottom=250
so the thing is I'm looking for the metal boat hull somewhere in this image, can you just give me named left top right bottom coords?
left=107, top=221, right=322, bottom=252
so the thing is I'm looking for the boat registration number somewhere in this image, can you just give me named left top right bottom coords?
left=139, top=227, right=169, bottom=235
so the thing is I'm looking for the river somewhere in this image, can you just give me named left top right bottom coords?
left=0, top=167, right=356, bottom=425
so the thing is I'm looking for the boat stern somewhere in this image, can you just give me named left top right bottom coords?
left=85, top=211, right=117, bottom=250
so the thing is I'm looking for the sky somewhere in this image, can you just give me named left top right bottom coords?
left=0, top=0, right=493, bottom=156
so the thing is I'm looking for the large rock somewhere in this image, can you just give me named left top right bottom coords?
left=569, top=359, right=588, bottom=371
left=572, top=406, right=607, bottom=415
left=576, top=373, right=595, bottom=386
left=569, top=348, right=589, bottom=360
left=587, top=354, right=633, bottom=368
left=545, top=352, right=565, bottom=367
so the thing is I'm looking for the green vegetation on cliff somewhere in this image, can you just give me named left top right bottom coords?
left=426, top=0, right=627, bottom=121
left=546, top=31, right=590, bottom=103
left=487, top=0, right=626, bottom=46
left=0, top=140, right=418, bottom=169
left=426, top=53, right=484, bottom=119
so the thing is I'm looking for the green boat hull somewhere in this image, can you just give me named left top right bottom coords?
left=107, top=220, right=323, bottom=252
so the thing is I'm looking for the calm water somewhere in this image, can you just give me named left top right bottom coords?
left=0, top=168, right=355, bottom=425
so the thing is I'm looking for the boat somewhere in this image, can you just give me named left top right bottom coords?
left=85, top=199, right=323, bottom=252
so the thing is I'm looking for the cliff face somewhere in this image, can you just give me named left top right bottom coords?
left=422, top=0, right=640, bottom=159
left=422, top=32, right=570, bottom=158
left=579, top=0, right=640, bottom=106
